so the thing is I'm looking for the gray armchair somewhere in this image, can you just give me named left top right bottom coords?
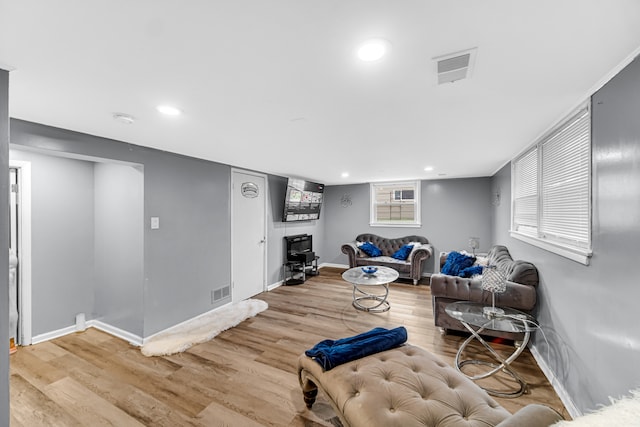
left=430, top=245, right=539, bottom=340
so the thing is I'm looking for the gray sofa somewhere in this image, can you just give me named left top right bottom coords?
left=430, top=245, right=539, bottom=340
left=341, top=233, right=433, bottom=285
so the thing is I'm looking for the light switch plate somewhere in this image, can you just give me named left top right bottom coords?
left=150, top=217, right=160, bottom=229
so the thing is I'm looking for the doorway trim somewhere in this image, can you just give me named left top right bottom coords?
left=230, top=168, right=268, bottom=302
left=10, top=159, right=32, bottom=345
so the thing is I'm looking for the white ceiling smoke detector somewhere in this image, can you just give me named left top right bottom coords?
left=433, top=47, right=478, bottom=84
left=112, top=113, right=135, bottom=124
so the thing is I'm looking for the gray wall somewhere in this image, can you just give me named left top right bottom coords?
left=94, top=162, right=144, bottom=336
left=10, top=120, right=232, bottom=337
left=141, top=152, right=230, bottom=337
left=1, top=69, right=10, bottom=427
left=491, top=55, right=640, bottom=413
left=9, top=120, right=326, bottom=339
left=323, top=178, right=493, bottom=274
left=9, top=149, right=96, bottom=336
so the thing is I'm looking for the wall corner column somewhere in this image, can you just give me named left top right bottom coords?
left=0, top=68, right=12, bottom=427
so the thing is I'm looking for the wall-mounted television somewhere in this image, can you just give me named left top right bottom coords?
left=283, top=178, right=324, bottom=222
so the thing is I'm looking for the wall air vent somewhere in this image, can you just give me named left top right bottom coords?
left=212, top=285, right=231, bottom=303
left=434, top=47, right=477, bottom=85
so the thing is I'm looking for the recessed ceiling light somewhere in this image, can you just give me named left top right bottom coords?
left=156, top=104, right=182, bottom=116
left=424, top=166, right=434, bottom=172
left=357, top=39, right=391, bottom=62
left=112, top=113, right=135, bottom=124
left=341, top=172, right=350, bottom=178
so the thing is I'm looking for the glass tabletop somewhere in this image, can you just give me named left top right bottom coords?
left=445, top=301, right=537, bottom=333
left=342, top=266, right=400, bottom=286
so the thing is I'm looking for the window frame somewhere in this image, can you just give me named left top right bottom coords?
left=370, top=180, right=421, bottom=227
left=510, top=102, right=593, bottom=265
left=393, top=189, right=414, bottom=201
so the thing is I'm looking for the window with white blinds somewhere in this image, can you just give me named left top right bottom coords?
left=513, top=147, right=538, bottom=236
left=511, top=103, right=592, bottom=264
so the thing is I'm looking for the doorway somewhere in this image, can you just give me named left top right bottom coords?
left=9, top=160, right=32, bottom=346
left=231, top=169, right=267, bottom=302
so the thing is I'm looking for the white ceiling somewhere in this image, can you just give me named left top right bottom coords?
left=2, top=1, right=640, bottom=185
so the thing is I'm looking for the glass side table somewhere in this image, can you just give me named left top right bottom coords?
left=445, top=301, right=538, bottom=397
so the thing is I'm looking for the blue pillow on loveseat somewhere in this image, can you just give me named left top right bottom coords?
left=358, top=242, right=383, bottom=257
left=391, top=244, right=414, bottom=260
left=441, top=251, right=476, bottom=276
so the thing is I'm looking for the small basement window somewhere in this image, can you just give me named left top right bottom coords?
left=370, top=180, right=421, bottom=227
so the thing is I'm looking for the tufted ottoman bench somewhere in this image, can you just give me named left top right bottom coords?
left=297, top=344, right=563, bottom=427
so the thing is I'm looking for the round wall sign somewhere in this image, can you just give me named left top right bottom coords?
left=241, top=182, right=259, bottom=198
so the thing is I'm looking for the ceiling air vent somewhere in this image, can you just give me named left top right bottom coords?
left=434, top=48, right=477, bottom=85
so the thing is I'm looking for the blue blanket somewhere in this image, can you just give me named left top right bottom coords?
left=305, top=326, right=408, bottom=370
left=441, top=251, right=476, bottom=276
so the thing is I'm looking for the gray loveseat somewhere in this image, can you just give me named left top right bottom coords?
left=430, top=245, right=539, bottom=340
left=341, top=234, right=433, bottom=285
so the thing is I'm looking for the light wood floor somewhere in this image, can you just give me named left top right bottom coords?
left=10, top=267, right=569, bottom=426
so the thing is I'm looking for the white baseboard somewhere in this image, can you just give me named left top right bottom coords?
left=34, top=303, right=259, bottom=347
left=32, top=325, right=77, bottom=345
left=530, top=343, right=581, bottom=419
left=31, top=320, right=143, bottom=347
left=141, top=303, right=235, bottom=345
left=90, top=320, right=143, bottom=347
left=268, top=281, right=283, bottom=291
left=319, top=262, right=348, bottom=269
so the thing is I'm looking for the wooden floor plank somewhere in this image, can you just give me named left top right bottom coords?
left=10, top=267, right=570, bottom=425
left=43, top=377, right=146, bottom=426
left=10, top=373, right=83, bottom=427
left=56, top=353, right=203, bottom=427
left=197, top=400, right=268, bottom=427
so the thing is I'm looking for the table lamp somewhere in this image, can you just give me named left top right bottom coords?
left=481, top=265, right=506, bottom=318
left=468, top=237, right=480, bottom=256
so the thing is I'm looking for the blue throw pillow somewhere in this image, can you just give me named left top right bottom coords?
left=359, top=242, right=382, bottom=257
left=459, top=265, right=483, bottom=278
left=391, top=244, right=414, bottom=260
left=441, top=251, right=476, bottom=276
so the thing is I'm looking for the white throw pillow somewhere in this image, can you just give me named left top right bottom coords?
left=474, top=256, right=489, bottom=267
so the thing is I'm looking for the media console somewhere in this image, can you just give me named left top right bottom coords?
left=283, top=234, right=319, bottom=285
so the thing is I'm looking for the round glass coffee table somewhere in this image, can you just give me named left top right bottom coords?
left=342, top=266, right=399, bottom=313
left=445, top=301, right=538, bottom=397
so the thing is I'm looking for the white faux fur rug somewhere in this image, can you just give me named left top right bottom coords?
left=553, top=389, right=640, bottom=426
left=141, top=299, right=268, bottom=357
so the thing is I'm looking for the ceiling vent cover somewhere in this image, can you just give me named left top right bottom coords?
left=434, top=47, right=477, bottom=84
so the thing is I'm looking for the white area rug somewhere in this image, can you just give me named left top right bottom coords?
left=141, top=299, right=268, bottom=357
left=553, top=389, right=640, bottom=426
